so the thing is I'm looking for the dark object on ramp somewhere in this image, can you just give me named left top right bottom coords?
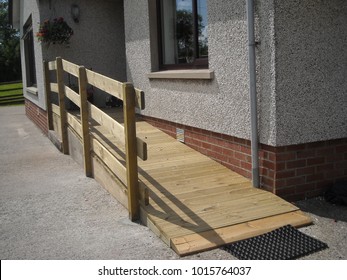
left=223, top=225, right=328, bottom=260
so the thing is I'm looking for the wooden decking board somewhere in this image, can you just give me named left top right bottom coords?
left=149, top=182, right=252, bottom=202
left=149, top=183, right=272, bottom=207
left=139, top=170, right=246, bottom=192
left=66, top=109, right=312, bottom=255
left=143, top=180, right=252, bottom=205
left=140, top=157, right=222, bottom=173
left=151, top=187, right=266, bottom=211
left=140, top=156, right=208, bottom=170
left=140, top=162, right=244, bottom=178
left=139, top=167, right=228, bottom=184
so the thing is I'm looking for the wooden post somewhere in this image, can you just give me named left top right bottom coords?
left=43, top=61, right=53, bottom=130
left=79, top=66, right=92, bottom=177
left=56, top=57, right=69, bottom=154
left=123, top=82, right=140, bottom=221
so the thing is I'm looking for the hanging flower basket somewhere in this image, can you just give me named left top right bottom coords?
left=36, top=17, right=73, bottom=46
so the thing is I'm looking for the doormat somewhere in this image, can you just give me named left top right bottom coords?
left=223, top=225, right=328, bottom=260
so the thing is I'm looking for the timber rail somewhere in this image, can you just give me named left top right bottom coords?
left=44, top=57, right=147, bottom=221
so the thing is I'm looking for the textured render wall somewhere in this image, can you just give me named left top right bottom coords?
left=39, top=0, right=127, bottom=108
left=256, top=0, right=277, bottom=146
left=274, top=0, right=347, bottom=145
left=21, top=0, right=126, bottom=109
left=124, top=0, right=277, bottom=145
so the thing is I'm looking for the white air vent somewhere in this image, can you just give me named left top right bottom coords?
left=176, top=128, right=185, bottom=143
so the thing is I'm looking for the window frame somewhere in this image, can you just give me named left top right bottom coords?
left=23, top=16, right=37, bottom=88
left=156, top=0, right=208, bottom=70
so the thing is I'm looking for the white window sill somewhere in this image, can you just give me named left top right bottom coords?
left=147, top=69, right=214, bottom=80
left=26, top=87, right=38, bottom=96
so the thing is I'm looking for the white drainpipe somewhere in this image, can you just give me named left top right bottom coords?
left=246, top=0, right=260, bottom=188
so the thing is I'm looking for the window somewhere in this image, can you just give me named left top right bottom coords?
left=23, top=16, right=37, bottom=87
left=157, top=0, right=208, bottom=69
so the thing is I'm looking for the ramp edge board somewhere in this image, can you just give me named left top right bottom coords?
left=170, top=210, right=312, bottom=256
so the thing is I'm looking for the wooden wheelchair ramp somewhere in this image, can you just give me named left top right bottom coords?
left=135, top=121, right=312, bottom=256
left=57, top=109, right=311, bottom=256
left=44, top=57, right=311, bottom=256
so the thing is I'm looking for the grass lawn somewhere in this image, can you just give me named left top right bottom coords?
left=0, top=82, right=24, bottom=106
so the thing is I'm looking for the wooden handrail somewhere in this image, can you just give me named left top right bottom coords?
left=44, top=61, right=53, bottom=130
left=44, top=57, right=147, bottom=221
left=56, top=57, right=69, bottom=155
left=78, top=66, right=92, bottom=178
left=123, top=82, right=140, bottom=221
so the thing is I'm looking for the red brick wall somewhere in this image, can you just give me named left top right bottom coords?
left=263, top=140, right=347, bottom=201
left=142, top=115, right=347, bottom=201
left=25, top=99, right=48, bottom=135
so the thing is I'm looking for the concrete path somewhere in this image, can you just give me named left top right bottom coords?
left=0, top=106, right=345, bottom=259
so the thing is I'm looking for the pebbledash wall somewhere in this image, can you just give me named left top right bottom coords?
left=16, top=0, right=126, bottom=134
left=125, top=0, right=347, bottom=200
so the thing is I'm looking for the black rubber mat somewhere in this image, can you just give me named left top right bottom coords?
left=223, top=225, right=328, bottom=260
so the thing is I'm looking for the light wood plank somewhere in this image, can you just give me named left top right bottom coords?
left=154, top=185, right=269, bottom=210
left=140, top=165, right=245, bottom=186
left=44, top=61, right=53, bottom=130
left=135, top=88, right=145, bottom=110
left=48, top=61, right=56, bottom=70
left=139, top=181, right=149, bottom=206
left=91, top=136, right=127, bottom=186
left=89, top=104, right=147, bottom=160
left=141, top=177, right=250, bottom=204
left=56, top=57, right=69, bottom=155
left=89, top=103, right=125, bottom=146
left=123, top=82, right=140, bottom=221
left=149, top=182, right=251, bottom=202
left=79, top=66, right=92, bottom=177
left=52, top=104, right=60, bottom=116
left=50, top=83, right=58, bottom=94
left=66, top=112, right=83, bottom=137
left=92, top=156, right=128, bottom=210
left=65, top=85, right=81, bottom=107
left=140, top=159, right=223, bottom=176
left=89, top=128, right=125, bottom=163
left=139, top=166, right=230, bottom=188
left=137, top=139, right=148, bottom=161
left=86, top=69, right=124, bottom=101
left=62, top=59, right=79, bottom=77
left=52, top=112, right=62, bottom=141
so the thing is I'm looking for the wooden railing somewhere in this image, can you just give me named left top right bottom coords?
left=44, top=57, right=147, bottom=221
